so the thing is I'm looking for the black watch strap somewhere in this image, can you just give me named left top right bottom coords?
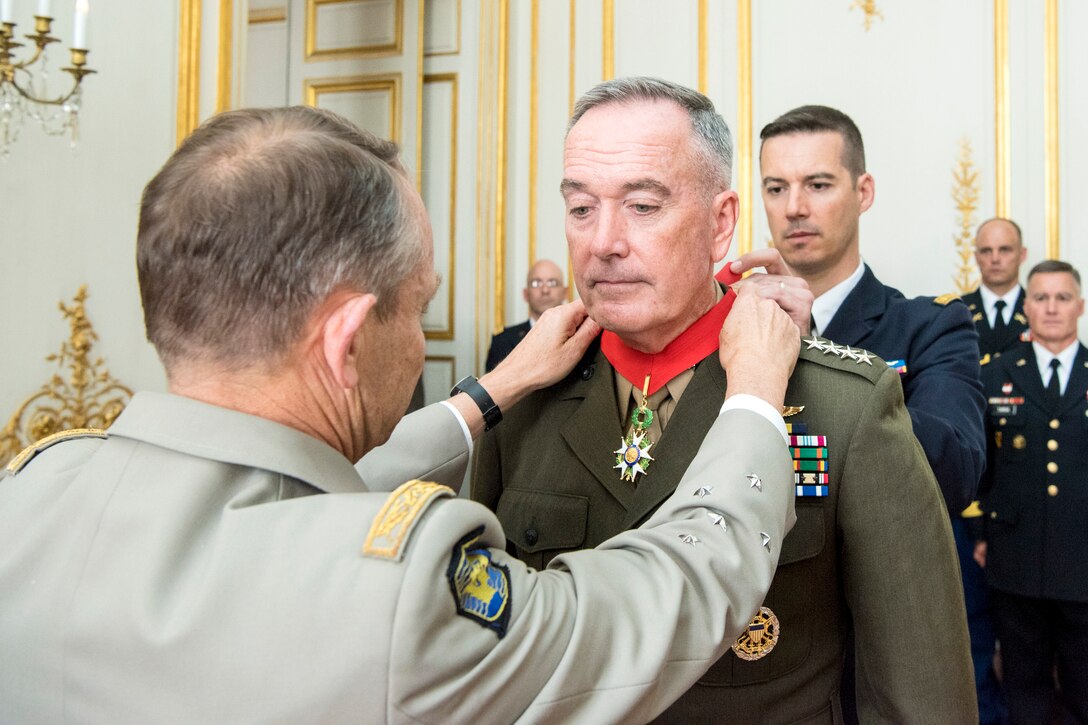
left=450, top=376, right=503, bottom=431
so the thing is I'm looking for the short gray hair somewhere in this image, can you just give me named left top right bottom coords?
left=137, top=106, right=426, bottom=372
left=567, top=77, right=733, bottom=191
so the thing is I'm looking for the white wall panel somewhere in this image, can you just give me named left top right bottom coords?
left=749, top=1, right=994, bottom=298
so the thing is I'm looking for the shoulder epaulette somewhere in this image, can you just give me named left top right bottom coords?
left=797, top=335, right=884, bottom=383
left=961, top=500, right=983, bottom=518
left=933, top=293, right=960, bottom=306
left=5, top=428, right=108, bottom=476
left=362, top=479, right=454, bottom=561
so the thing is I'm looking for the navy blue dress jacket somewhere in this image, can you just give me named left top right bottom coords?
left=822, top=265, right=986, bottom=514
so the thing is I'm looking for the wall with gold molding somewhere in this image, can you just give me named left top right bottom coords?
left=4, top=0, right=1088, bottom=426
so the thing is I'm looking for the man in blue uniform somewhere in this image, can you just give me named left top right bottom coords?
left=976, top=260, right=1088, bottom=723
left=963, top=217, right=1029, bottom=360
left=759, top=104, right=988, bottom=723
left=759, top=104, right=986, bottom=515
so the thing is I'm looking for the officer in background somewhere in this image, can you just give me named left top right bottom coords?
left=485, top=258, right=568, bottom=371
left=964, top=217, right=1029, bottom=360
left=0, top=106, right=801, bottom=723
left=976, top=259, right=1088, bottom=723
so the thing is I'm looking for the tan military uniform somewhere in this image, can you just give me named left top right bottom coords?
left=0, top=390, right=794, bottom=723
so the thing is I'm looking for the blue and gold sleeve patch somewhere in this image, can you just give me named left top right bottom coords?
left=447, top=526, right=511, bottom=639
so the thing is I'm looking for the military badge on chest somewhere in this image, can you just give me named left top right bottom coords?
left=614, top=375, right=655, bottom=482
left=733, top=606, right=781, bottom=661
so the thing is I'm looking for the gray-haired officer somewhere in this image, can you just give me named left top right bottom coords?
left=0, top=106, right=800, bottom=723
left=976, top=259, right=1088, bottom=722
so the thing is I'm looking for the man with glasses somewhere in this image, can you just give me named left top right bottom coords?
left=486, top=258, right=569, bottom=371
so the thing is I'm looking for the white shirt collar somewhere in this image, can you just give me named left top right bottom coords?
left=978, top=285, right=1021, bottom=327
left=811, top=261, right=866, bottom=336
left=1032, top=340, right=1079, bottom=394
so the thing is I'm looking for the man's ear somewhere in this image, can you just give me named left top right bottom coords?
left=711, top=189, right=740, bottom=263
left=322, top=293, right=378, bottom=389
left=856, top=173, right=876, bottom=214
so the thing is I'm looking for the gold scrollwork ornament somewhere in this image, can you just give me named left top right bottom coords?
left=0, top=286, right=132, bottom=467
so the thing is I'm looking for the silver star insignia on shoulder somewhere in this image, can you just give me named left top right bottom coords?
left=823, top=341, right=843, bottom=356
left=708, top=513, right=728, bottom=530
left=853, top=348, right=875, bottom=365
left=840, top=346, right=860, bottom=361
left=694, top=485, right=714, bottom=498
left=802, top=335, right=826, bottom=351
left=747, top=473, right=762, bottom=491
left=760, top=532, right=772, bottom=551
left=679, top=534, right=700, bottom=546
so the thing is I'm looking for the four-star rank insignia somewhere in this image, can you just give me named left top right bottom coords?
left=732, top=606, right=781, bottom=661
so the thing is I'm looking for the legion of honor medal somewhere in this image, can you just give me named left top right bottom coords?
left=614, top=375, right=655, bottom=482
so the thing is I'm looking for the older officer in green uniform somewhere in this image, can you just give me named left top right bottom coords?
left=0, top=106, right=803, bottom=724
left=976, top=260, right=1088, bottom=722
left=473, top=77, right=974, bottom=723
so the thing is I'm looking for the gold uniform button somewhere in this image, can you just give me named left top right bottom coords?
left=1048, top=484, right=1059, bottom=497
left=1048, top=440, right=1059, bottom=451
left=1050, top=419, right=1061, bottom=429
left=1047, top=461, right=1059, bottom=474
left=999, top=417, right=1008, bottom=426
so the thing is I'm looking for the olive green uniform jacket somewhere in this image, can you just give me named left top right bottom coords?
left=473, top=338, right=975, bottom=724
left=0, top=391, right=795, bottom=724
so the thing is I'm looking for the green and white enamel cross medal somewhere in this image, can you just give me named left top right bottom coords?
left=614, top=375, right=655, bottom=482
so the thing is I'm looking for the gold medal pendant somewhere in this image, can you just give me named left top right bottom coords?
left=614, top=376, right=655, bottom=482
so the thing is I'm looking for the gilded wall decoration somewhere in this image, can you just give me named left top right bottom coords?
left=951, top=139, right=981, bottom=295
left=1, top=286, right=132, bottom=467
left=850, top=0, right=884, bottom=31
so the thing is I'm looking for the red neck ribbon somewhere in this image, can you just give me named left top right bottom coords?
left=601, top=267, right=741, bottom=395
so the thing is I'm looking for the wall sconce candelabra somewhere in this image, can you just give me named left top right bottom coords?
left=0, top=0, right=93, bottom=157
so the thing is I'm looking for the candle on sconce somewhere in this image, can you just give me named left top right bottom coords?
left=1, top=0, right=14, bottom=24
left=35, top=0, right=48, bottom=18
left=72, top=0, right=88, bottom=48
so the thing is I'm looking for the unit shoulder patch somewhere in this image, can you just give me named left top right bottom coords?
left=447, top=526, right=511, bottom=638
left=363, top=479, right=454, bottom=561
left=5, top=428, right=108, bottom=476
left=798, top=336, right=884, bottom=383
left=933, top=293, right=961, bottom=306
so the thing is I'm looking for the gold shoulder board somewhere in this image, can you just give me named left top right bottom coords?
left=363, top=480, right=454, bottom=561
left=5, top=428, right=108, bottom=476
left=933, top=293, right=960, bottom=306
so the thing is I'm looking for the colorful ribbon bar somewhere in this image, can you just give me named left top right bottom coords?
left=789, top=435, right=827, bottom=447
left=795, top=485, right=829, bottom=497
left=791, top=447, right=828, bottom=459
left=794, top=472, right=829, bottom=484
left=793, top=459, right=829, bottom=472
left=785, top=422, right=808, bottom=435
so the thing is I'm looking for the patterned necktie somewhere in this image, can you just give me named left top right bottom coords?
left=993, top=300, right=1007, bottom=337
left=1046, top=358, right=1062, bottom=411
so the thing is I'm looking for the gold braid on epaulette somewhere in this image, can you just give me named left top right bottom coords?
left=5, top=428, right=108, bottom=476
left=362, top=480, right=454, bottom=561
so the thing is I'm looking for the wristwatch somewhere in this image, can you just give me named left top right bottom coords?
left=450, top=375, right=503, bottom=431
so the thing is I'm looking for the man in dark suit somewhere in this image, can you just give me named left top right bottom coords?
left=976, top=260, right=1088, bottom=723
left=962, top=217, right=1029, bottom=360
left=759, top=105, right=985, bottom=516
left=473, top=77, right=974, bottom=723
left=485, top=258, right=568, bottom=371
